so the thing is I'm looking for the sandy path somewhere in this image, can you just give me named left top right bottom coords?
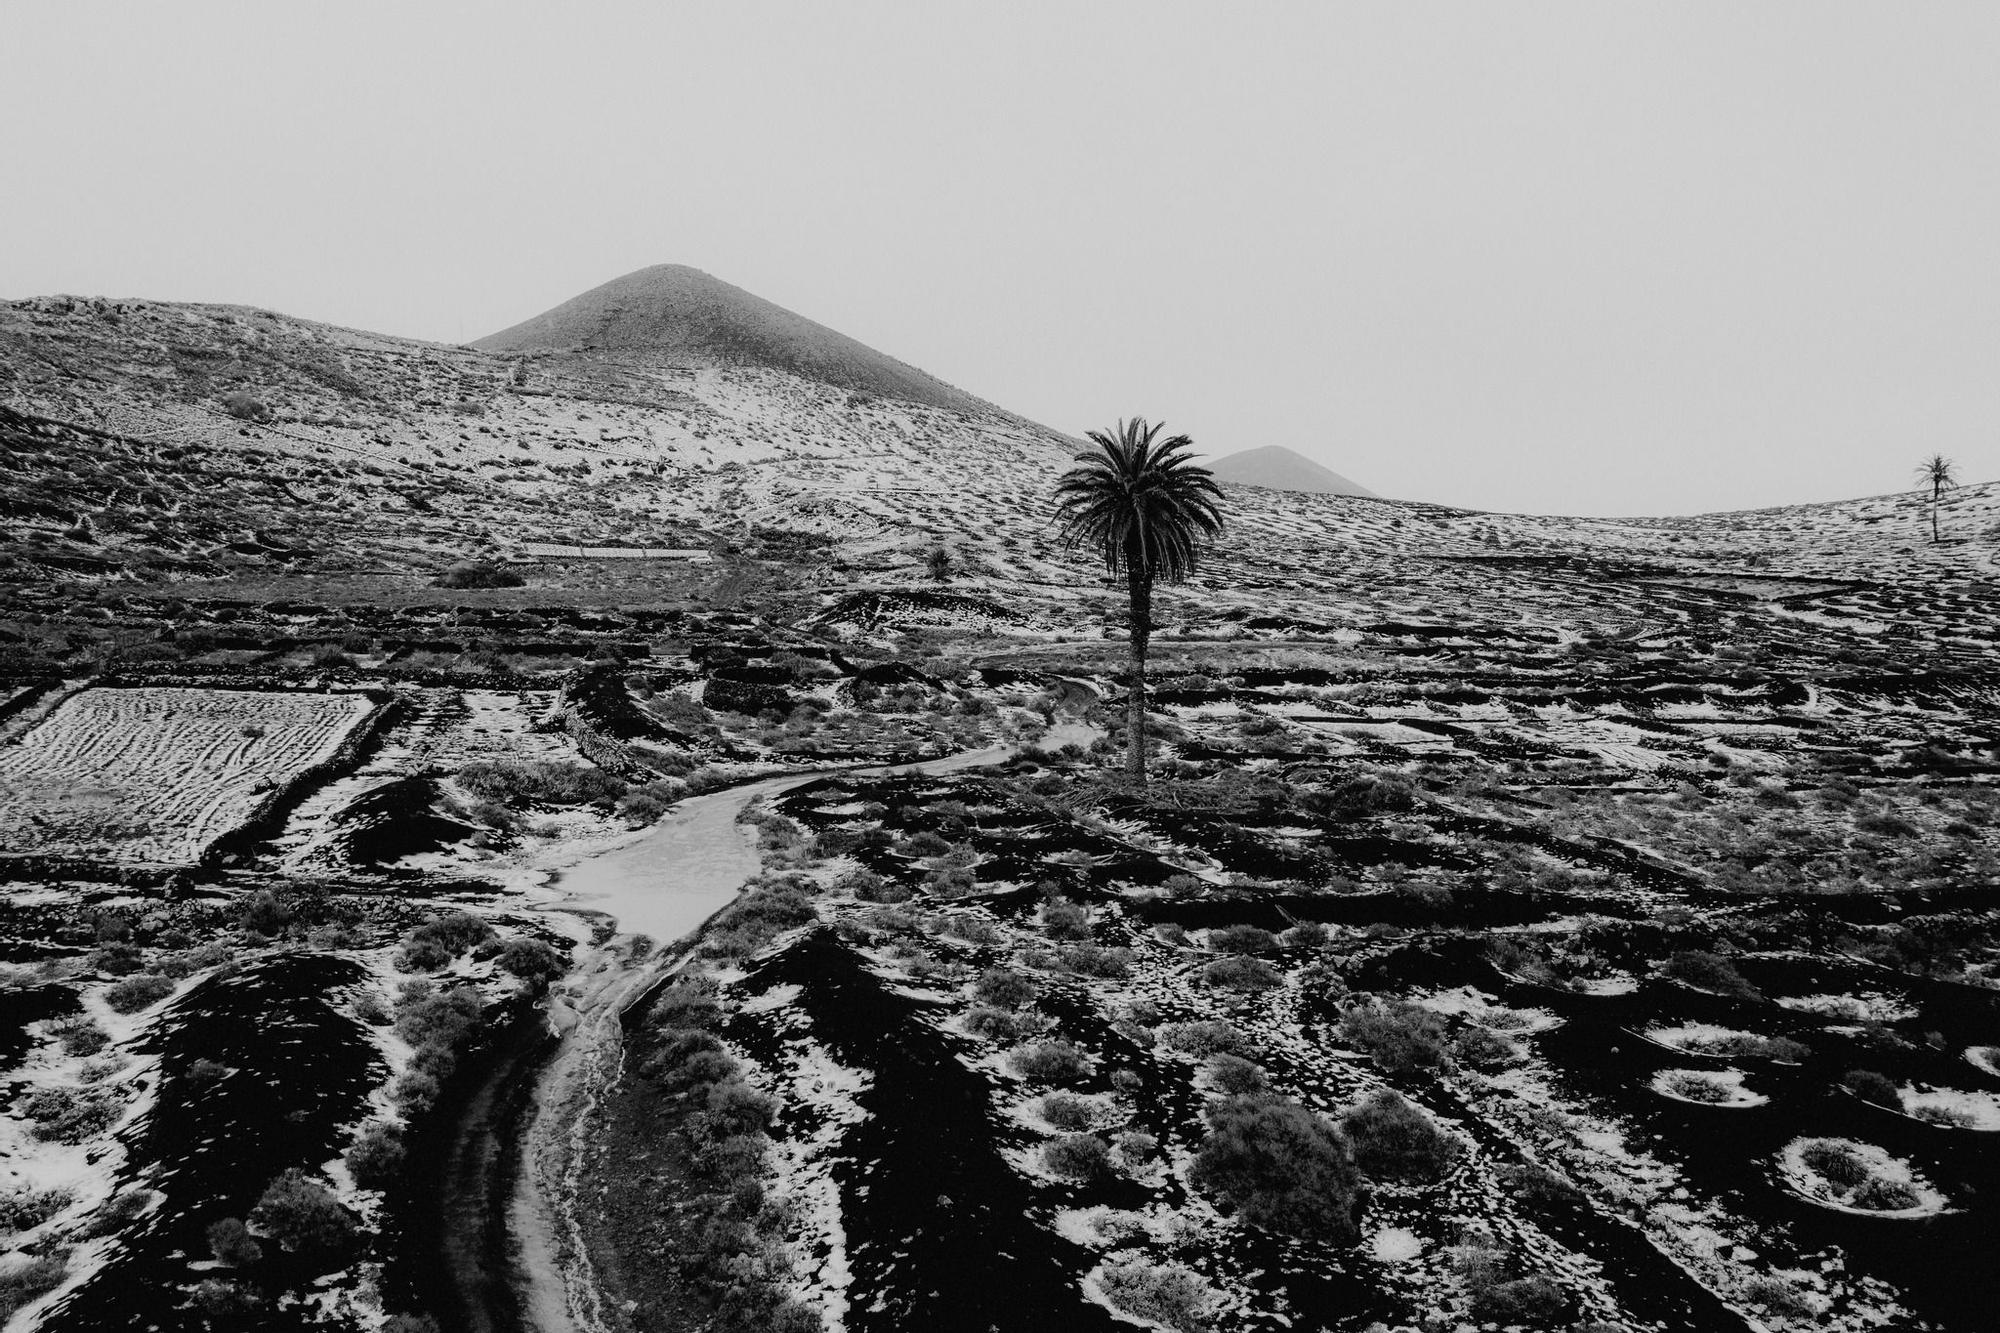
left=509, top=723, right=1099, bottom=1333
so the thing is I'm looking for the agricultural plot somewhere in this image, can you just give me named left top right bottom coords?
left=0, top=687, right=374, bottom=863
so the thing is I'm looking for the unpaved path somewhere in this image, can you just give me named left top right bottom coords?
left=506, top=721, right=1099, bottom=1333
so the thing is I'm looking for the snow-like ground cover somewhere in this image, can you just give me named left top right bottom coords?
left=1776, top=1138, right=1950, bottom=1218
left=1413, top=986, right=1561, bottom=1033
left=1650, top=1068, right=1767, bottom=1108
left=1893, top=1085, right=2000, bottom=1131
left=0, top=686, right=374, bottom=862
left=1774, top=991, right=1917, bottom=1023
left=1638, top=1022, right=1799, bottom=1061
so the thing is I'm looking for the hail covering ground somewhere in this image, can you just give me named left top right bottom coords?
left=0, top=274, right=1996, bottom=1333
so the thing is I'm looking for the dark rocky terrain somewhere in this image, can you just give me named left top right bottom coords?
left=0, top=270, right=1996, bottom=1333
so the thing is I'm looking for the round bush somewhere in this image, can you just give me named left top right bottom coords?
left=1092, top=1260, right=1214, bottom=1333
left=104, top=975, right=175, bottom=1014
left=973, top=968, right=1037, bottom=1010
left=1842, top=1069, right=1899, bottom=1107
left=1041, top=1133, right=1112, bottom=1180
left=344, top=1122, right=406, bottom=1191
left=1339, top=1089, right=1460, bottom=1183
left=1157, top=1021, right=1251, bottom=1059
left=1037, top=1092, right=1096, bottom=1131
left=1450, top=1026, right=1520, bottom=1071
left=1199, top=956, right=1281, bottom=991
left=1201, top=1054, right=1269, bottom=1096
left=497, top=937, right=567, bottom=984
left=1189, top=1094, right=1361, bottom=1240
left=206, top=1216, right=262, bottom=1266
left=1007, top=1041, right=1091, bottom=1085
left=1209, top=924, right=1279, bottom=954
left=249, top=1170, right=355, bottom=1253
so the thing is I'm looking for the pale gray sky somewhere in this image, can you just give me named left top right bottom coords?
left=7, top=3, right=1995, bottom=516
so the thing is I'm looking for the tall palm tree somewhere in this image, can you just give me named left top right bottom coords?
left=1917, top=454, right=1958, bottom=544
left=1054, top=419, right=1225, bottom=782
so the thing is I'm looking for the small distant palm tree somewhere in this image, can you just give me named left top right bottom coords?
left=1917, top=454, right=1958, bottom=543
left=1054, top=419, right=1225, bottom=782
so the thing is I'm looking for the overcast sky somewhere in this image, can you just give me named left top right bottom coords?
left=7, top=3, right=1996, bottom=516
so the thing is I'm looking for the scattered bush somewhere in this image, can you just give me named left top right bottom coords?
left=497, top=936, right=567, bottom=984
left=1340, top=1090, right=1460, bottom=1182
left=1007, top=1041, right=1091, bottom=1085
left=435, top=562, right=524, bottom=589
left=206, top=1216, right=262, bottom=1266
left=1850, top=1176, right=1921, bottom=1211
left=1659, top=1071, right=1731, bottom=1103
left=101, top=974, right=175, bottom=1014
left=976, top=960, right=1040, bottom=1000
left=1041, top=1133, right=1113, bottom=1180
left=1092, top=1259, right=1215, bottom=1333
left=1209, top=924, right=1278, bottom=954
left=185, top=1057, right=228, bottom=1086
left=1495, top=1163, right=1580, bottom=1215
left=1040, top=898, right=1092, bottom=940
left=1157, top=1021, right=1251, bottom=1059
left=20, top=1086, right=122, bottom=1142
left=1661, top=951, right=1761, bottom=1000
left=900, top=830, right=952, bottom=858
left=220, top=390, right=272, bottom=422
left=1060, top=945, right=1133, bottom=979
left=345, top=1121, right=406, bottom=1190
left=1199, top=955, right=1281, bottom=991
left=1450, top=1026, right=1521, bottom=1070
left=1468, top=1274, right=1574, bottom=1327
left=0, top=1255, right=67, bottom=1320
left=1189, top=1094, right=1361, bottom=1240
left=459, top=760, right=622, bottom=807
left=648, top=975, right=723, bottom=1031
left=1338, top=999, right=1450, bottom=1075
left=249, top=1170, right=355, bottom=1253
left=1743, top=1276, right=1817, bottom=1319
left=1280, top=921, right=1330, bottom=950
left=1200, top=1054, right=1268, bottom=1096
left=238, top=889, right=295, bottom=936
left=0, top=1189, right=70, bottom=1234
left=1799, top=1141, right=1871, bottom=1188
left=49, top=1017, right=108, bottom=1058
left=1842, top=1069, right=1900, bottom=1107
left=1036, top=1092, right=1097, bottom=1131
left=964, top=1007, right=1038, bottom=1041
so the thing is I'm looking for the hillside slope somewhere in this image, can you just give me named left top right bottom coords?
left=474, top=264, right=988, bottom=414
left=1206, top=444, right=1379, bottom=497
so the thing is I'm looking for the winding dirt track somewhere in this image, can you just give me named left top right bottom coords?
left=476, top=721, right=1098, bottom=1333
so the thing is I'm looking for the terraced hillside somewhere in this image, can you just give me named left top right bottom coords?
left=0, top=274, right=1997, bottom=1333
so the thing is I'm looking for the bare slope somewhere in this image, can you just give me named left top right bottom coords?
left=1206, top=444, right=1379, bottom=497
left=473, top=265, right=988, bottom=414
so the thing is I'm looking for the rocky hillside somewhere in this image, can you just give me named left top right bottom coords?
left=474, top=264, right=990, bottom=414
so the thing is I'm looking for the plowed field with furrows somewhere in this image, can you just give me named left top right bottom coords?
left=0, top=686, right=372, bottom=862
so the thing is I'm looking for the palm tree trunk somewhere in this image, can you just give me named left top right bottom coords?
left=1126, top=566, right=1152, bottom=783
left=1933, top=480, right=1941, bottom=543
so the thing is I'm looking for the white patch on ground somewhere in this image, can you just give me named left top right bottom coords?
left=1776, top=1137, right=1950, bottom=1217
left=1775, top=991, right=1916, bottom=1023
left=1371, top=1226, right=1425, bottom=1263
left=1415, top=986, right=1561, bottom=1033
left=1896, top=1084, right=2000, bottom=1131
left=1650, top=1068, right=1768, bottom=1108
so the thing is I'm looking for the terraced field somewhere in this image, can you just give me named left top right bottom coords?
left=0, top=686, right=375, bottom=863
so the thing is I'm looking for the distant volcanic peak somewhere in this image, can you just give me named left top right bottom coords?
left=1204, top=445, right=1379, bottom=498
left=473, top=264, right=986, bottom=414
